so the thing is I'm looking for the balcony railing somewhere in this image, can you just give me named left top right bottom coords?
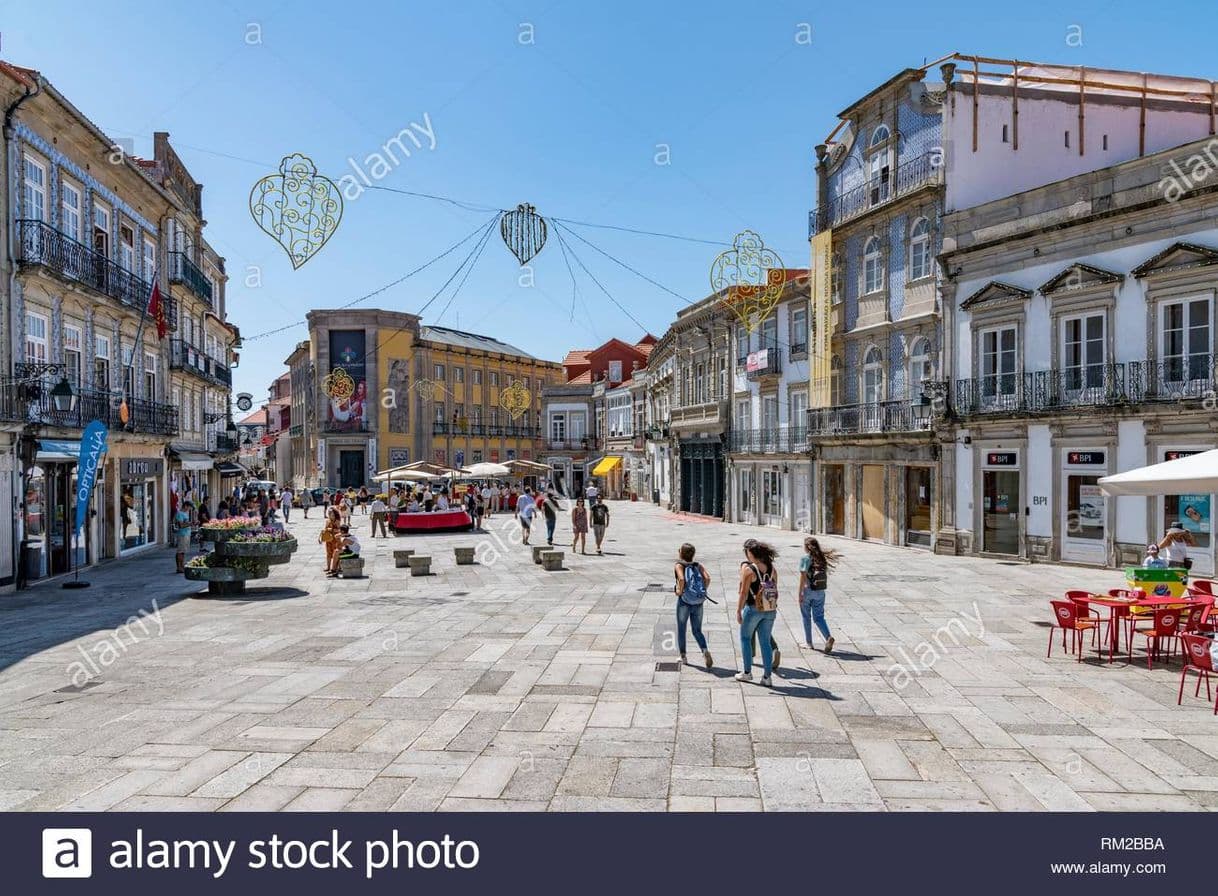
left=1127, top=356, right=1218, bottom=403
left=807, top=399, right=933, bottom=436
left=729, top=426, right=812, bottom=454
left=432, top=422, right=541, bottom=438
left=17, top=219, right=174, bottom=324
left=545, top=438, right=597, bottom=451
left=170, top=339, right=232, bottom=387
left=169, top=251, right=213, bottom=306
left=746, top=348, right=782, bottom=380
left=954, top=364, right=1135, bottom=416
left=0, top=379, right=178, bottom=435
left=808, top=152, right=943, bottom=237
left=210, top=432, right=240, bottom=453
left=671, top=400, right=727, bottom=429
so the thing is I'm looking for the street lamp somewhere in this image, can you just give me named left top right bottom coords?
left=49, top=376, right=76, bottom=414
left=912, top=391, right=933, bottom=424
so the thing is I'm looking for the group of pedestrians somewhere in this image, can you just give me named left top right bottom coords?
left=672, top=535, right=840, bottom=687
left=513, top=483, right=611, bottom=554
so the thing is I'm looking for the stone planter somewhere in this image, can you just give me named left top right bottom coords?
left=454, top=546, right=476, bottom=565
left=187, top=530, right=298, bottom=595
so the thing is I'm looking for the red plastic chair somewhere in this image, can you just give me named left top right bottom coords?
left=1049, top=600, right=1099, bottom=662
left=1188, top=580, right=1216, bottom=597
left=1065, top=590, right=1102, bottom=647
left=1177, top=634, right=1217, bottom=713
left=1183, top=603, right=1209, bottom=634
left=1131, top=607, right=1183, bottom=669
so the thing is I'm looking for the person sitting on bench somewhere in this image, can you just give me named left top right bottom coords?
left=327, top=525, right=361, bottom=576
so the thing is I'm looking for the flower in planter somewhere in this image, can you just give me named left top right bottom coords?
left=201, top=516, right=262, bottom=531
left=227, top=527, right=295, bottom=544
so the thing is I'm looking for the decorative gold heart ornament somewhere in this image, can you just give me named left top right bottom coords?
left=250, top=153, right=343, bottom=269
left=710, top=230, right=785, bottom=332
left=322, top=367, right=355, bottom=401
left=498, top=380, right=531, bottom=420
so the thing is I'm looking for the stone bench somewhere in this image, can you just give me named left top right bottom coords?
left=540, top=550, right=564, bottom=571
left=408, top=555, right=432, bottom=577
left=338, top=556, right=365, bottom=578
left=532, top=545, right=548, bottom=564
left=454, top=546, right=476, bottom=565
left=393, top=549, right=415, bottom=568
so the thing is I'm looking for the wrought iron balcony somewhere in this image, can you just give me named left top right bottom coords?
left=808, top=152, right=943, bottom=237
left=433, top=422, right=541, bottom=438
left=169, top=339, right=232, bottom=387
left=210, top=432, right=240, bottom=453
left=788, top=343, right=808, bottom=360
left=16, top=219, right=174, bottom=324
left=1127, top=355, right=1218, bottom=402
left=954, top=365, right=1134, bottom=417
left=0, top=379, right=178, bottom=435
left=670, top=400, right=727, bottom=430
left=545, top=438, right=597, bottom=451
left=746, top=348, right=782, bottom=380
left=807, top=399, right=933, bottom=436
left=169, top=251, right=213, bottom=306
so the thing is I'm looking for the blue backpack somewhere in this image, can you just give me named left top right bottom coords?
left=680, top=563, right=707, bottom=605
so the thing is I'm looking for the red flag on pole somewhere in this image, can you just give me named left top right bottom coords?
left=148, top=277, right=167, bottom=340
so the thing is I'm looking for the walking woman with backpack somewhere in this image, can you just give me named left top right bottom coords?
left=674, top=543, right=713, bottom=668
left=736, top=538, right=779, bottom=687
left=798, top=536, right=838, bottom=654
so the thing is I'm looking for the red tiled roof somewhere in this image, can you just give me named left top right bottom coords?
left=238, top=408, right=267, bottom=426
left=0, top=61, right=40, bottom=89
left=562, top=350, right=590, bottom=367
left=569, top=371, right=592, bottom=384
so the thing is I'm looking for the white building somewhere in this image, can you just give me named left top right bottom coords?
left=727, top=270, right=814, bottom=530
left=943, top=132, right=1218, bottom=573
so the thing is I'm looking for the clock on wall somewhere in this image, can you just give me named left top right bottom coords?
left=236, top=393, right=253, bottom=412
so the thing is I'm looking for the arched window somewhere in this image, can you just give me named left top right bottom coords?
left=863, top=237, right=884, bottom=294
left=909, top=217, right=931, bottom=281
left=909, top=337, right=933, bottom=399
left=868, top=126, right=892, bottom=205
left=862, top=347, right=884, bottom=405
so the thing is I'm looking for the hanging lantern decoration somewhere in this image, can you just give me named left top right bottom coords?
left=498, top=380, right=532, bottom=421
left=322, top=367, right=356, bottom=402
left=710, top=230, right=786, bottom=333
left=249, top=153, right=343, bottom=269
left=500, top=203, right=547, bottom=265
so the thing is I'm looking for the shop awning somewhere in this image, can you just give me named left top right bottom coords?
left=1100, top=449, right=1218, bottom=496
left=169, top=447, right=214, bottom=471
left=216, top=461, right=248, bottom=477
left=37, top=439, right=80, bottom=463
left=592, top=456, right=622, bottom=476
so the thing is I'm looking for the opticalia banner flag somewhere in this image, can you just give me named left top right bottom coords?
left=810, top=229, right=833, bottom=407
left=74, top=420, right=108, bottom=537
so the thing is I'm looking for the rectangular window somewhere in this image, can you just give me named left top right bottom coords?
left=143, top=238, right=157, bottom=281
left=980, top=326, right=1018, bottom=398
left=1161, top=298, right=1212, bottom=383
left=64, top=324, right=82, bottom=388
left=61, top=181, right=81, bottom=242
left=434, top=402, right=445, bottom=424
left=761, top=315, right=778, bottom=353
left=122, top=346, right=134, bottom=399
left=93, top=202, right=111, bottom=256
left=144, top=351, right=157, bottom=400
left=790, top=390, right=808, bottom=431
left=550, top=413, right=566, bottom=443
left=120, top=224, right=135, bottom=272
left=434, top=363, right=445, bottom=381
left=1062, top=313, right=1105, bottom=391
left=791, top=307, right=808, bottom=353
left=454, top=367, right=464, bottom=383
left=736, top=324, right=748, bottom=363
left=736, top=400, right=751, bottom=433
left=489, top=371, right=499, bottom=386
left=95, top=334, right=111, bottom=390
left=719, top=357, right=727, bottom=398
left=473, top=370, right=482, bottom=385
left=23, top=154, right=47, bottom=222
left=25, top=311, right=48, bottom=364
left=471, top=406, right=482, bottom=426
left=490, top=408, right=500, bottom=427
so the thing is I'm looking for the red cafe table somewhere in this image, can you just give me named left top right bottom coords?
left=1083, top=593, right=1204, bottom=663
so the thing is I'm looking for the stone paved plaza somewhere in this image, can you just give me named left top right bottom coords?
left=2, top=501, right=1217, bottom=812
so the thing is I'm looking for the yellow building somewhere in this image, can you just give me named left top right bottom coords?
left=298, top=310, right=559, bottom=489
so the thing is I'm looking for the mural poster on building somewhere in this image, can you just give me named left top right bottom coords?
left=810, top=229, right=833, bottom=407
left=1180, top=494, right=1211, bottom=535
left=327, top=330, right=369, bottom=432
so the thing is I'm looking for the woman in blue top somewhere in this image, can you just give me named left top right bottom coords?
left=798, top=536, right=839, bottom=654
left=673, top=543, right=713, bottom=669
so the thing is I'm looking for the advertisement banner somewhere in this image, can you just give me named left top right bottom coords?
left=327, top=330, right=369, bottom=432
left=73, top=420, right=108, bottom=537
left=1078, top=484, right=1104, bottom=529
left=745, top=349, right=768, bottom=373
left=1179, top=494, right=1211, bottom=534
left=810, top=229, right=833, bottom=407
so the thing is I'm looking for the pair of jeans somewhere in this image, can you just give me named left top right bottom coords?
left=800, top=588, right=831, bottom=644
left=740, top=605, right=776, bottom=677
left=545, top=515, right=557, bottom=543
left=676, top=599, right=708, bottom=655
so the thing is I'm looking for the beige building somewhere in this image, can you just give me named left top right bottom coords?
left=0, top=60, right=235, bottom=588
left=294, top=309, right=559, bottom=489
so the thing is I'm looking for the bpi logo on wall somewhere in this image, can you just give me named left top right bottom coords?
left=42, top=828, right=92, bottom=878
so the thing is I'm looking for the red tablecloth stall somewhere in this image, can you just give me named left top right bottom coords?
left=390, top=509, right=474, bottom=533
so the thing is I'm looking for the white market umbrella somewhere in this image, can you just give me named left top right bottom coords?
left=1099, top=449, right=1218, bottom=496
left=373, top=466, right=436, bottom=482
left=462, top=462, right=510, bottom=478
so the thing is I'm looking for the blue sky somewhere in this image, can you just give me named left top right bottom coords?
left=3, top=0, right=1213, bottom=400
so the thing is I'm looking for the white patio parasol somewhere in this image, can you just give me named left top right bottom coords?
left=461, top=462, right=511, bottom=478
left=1098, top=449, right=1218, bottom=496
left=373, top=466, right=436, bottom=483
